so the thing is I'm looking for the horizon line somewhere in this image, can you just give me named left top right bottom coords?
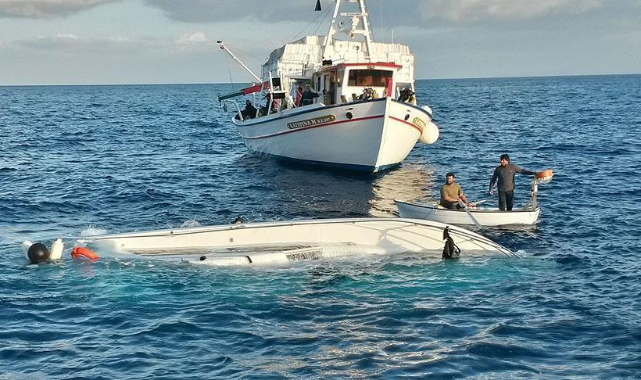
left=1, top=72, right=639, bottom=87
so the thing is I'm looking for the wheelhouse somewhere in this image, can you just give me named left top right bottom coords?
left=306, top=62, right=415, bottom=106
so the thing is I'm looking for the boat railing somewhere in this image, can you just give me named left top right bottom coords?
left=221, top=99, right=243, bottom=121
left=222, top=94, right=288, bottom=122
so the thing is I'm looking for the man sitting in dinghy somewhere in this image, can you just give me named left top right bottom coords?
left=440, top=173, right=471, bottom=210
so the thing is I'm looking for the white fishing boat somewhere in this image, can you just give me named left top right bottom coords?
left=217, top=0, right=439, bottom=173
left=396, top=170, right=554, bottom=227
left=77, top=218, right=515, bottom=266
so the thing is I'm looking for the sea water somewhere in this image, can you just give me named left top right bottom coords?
left=1, top=75, right=640, bottom=377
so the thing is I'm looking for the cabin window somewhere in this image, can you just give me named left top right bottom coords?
left=348, top=69, right=393, bottom=87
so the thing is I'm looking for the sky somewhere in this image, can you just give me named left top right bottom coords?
left=0, top=0, right=640, bottom=85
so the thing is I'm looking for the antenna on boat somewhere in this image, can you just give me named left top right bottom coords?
left=323, top=0, right=373, bottom=60
left=217, top=41, right=262, bottom=84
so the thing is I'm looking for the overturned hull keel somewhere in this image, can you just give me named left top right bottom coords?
left=79, top=218, right=516, bottom=266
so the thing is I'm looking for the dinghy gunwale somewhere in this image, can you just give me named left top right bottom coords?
left=395, top=200, right=541, bottom=227
left=395, top=200, right=540, bottom=214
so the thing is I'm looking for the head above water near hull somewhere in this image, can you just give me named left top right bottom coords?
left=21, top=239, right=99, bottom=265
left=22, top=239, right=64, bottom=264
left=26, top=243, right=50, bottom=264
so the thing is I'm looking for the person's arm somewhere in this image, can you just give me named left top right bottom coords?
left=516, top=165, right=536, bottom=175
left=489, top=168, right=498, bottom=194
left=459, top=186, right=474, bottom=206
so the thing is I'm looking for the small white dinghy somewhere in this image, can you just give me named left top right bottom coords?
left=396, top=170, right=554, bottom=228
left=77, top=218, right=515, bottom=266
left=396, top=201, right=540, bottom=227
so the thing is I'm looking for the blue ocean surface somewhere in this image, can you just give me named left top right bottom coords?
left=1, top=75, right=640, bottom=378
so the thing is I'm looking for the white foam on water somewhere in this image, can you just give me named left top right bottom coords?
left=180, top=220, right=202, bottom=228
left=80, top=226, right=109, bottom=237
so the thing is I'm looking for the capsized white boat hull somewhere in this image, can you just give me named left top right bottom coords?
left=79, top=218, right=515, bottom=266
left=396, top=200, right=540, bottom=227
left=234, top=98, right=436, bottom=172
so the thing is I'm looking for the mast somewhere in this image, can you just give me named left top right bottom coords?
left=322, top=0, right=374, bottom=60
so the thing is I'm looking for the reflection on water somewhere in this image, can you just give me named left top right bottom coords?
left=370, top=164, right=436, bottom=217
left=240, top=158, right=437, bottom=219
left=242, top=157, right=375, bottom=219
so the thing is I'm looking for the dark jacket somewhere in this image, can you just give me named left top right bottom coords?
left=301, top=90, right=319, bottom=105
left=489, top=163, right=535, bottom=191
left=243, top=103, right=257, bottom=119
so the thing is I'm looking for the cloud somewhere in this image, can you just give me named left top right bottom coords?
left=12, top=31, right=215, bottom=54
left=178, top=31, right=207, bottom=44
left=141, top=1, right=612, bottom=26
left=0, top=0, right=622, bottom=26
left=17, top=33, right=108, bottom=52
left=144, top=0, right=318, bottom=23
left=0, top=0, right=119, bottom=19
left=421, top=0, right=604, bottom=22
left=55, top=32, right=79, bottom=39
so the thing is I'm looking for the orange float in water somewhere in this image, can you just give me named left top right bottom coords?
left=71, top=246, right=99, bottom=261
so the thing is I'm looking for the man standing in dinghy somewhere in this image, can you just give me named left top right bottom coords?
left=489, top=154, right=536, bottom=211
left=440, top=173, right=471, bottom=210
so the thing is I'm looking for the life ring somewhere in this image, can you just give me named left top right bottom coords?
left=71, top=246, right=100, bottom=261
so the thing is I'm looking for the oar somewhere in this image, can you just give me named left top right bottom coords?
left=459, top=200, right=482, bottom=228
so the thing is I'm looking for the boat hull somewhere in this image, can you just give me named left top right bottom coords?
left=396, top=200, right=540, bottom=227
left=233, top=98, right=432, bottom=173
left=80, top=218, right=515, bottom=266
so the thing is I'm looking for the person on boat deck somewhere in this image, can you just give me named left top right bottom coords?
left=291, top=85, right=304, bottom=107
left=242, top=99, right=257, bottom=120
left=301, top=85, right=319, bottom=106
left=399, top=88, right=415, bottom=103
left=260, top=93, right=278, bottom=115
left=489, top=153, right=536, bottom=211
left=440, top=172, right=470, bottom=210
